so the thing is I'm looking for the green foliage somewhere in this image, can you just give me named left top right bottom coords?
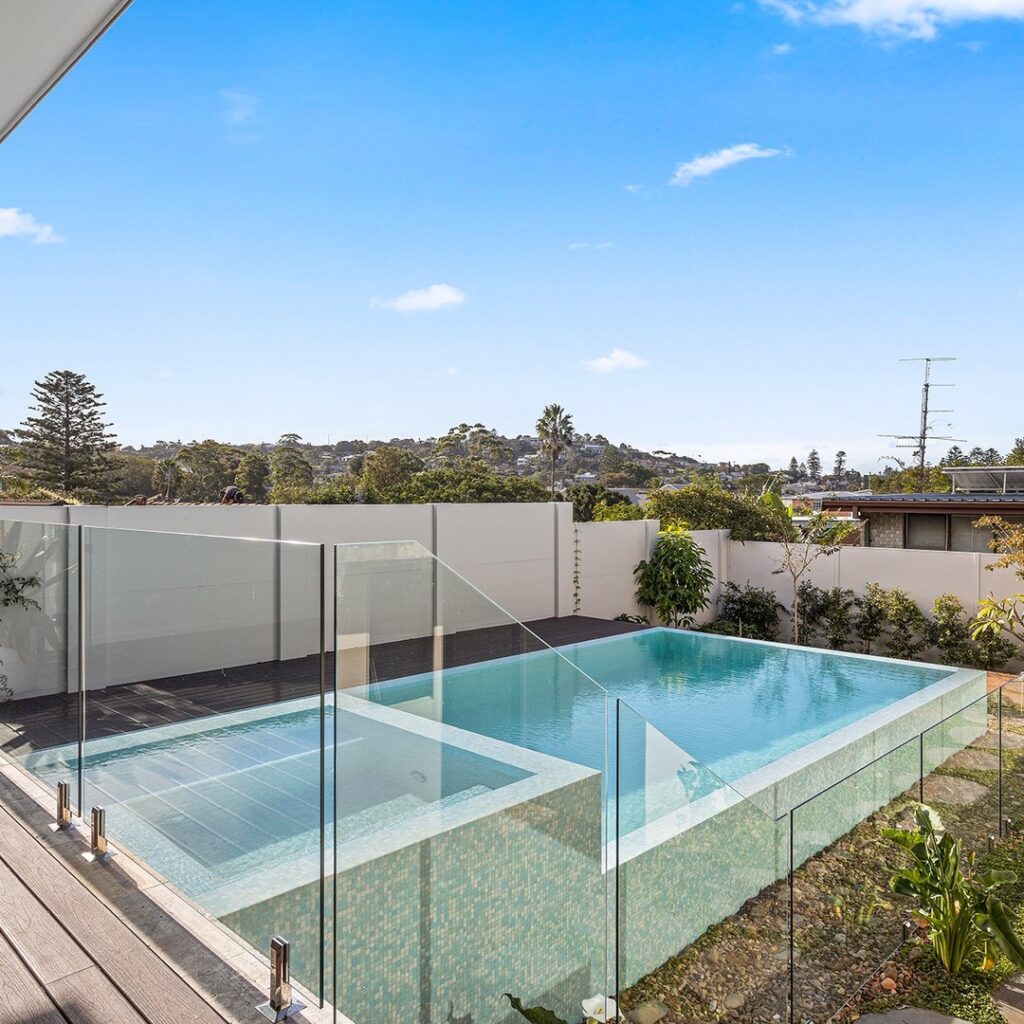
left=174, top=440, right=243, bottom=502
left=709, top=581, right=782, bottom=640
left=931, top=594, right=1017, bottom=670
left=152, top=457, right=180, bottom=501
left=501, top=994, right=567, bottom=1024
left=270, top=479, right=358, bottom=505
left=562, top=483, right=631, bottom=522
left=17, top=370, right=118, bottom=494
left=796, top=583, right=856, bottom=649
left=644, top=476, right=780, bottom=541
left=0, top=551, right=40, bottom=702
left=867, top=464, right=951, bottom=493
left=592, top=500, right=645, bottom=522
left=536, top=404, right=575, bottom=499
left=634, top=525, right=715, bottom=628
left=600, top=462, right=659, bottom=488
left=433, top=423, right=509, bottom=468
left=884, top=806, right=1024, bottom=977
left=270, top=435, right=315, bottom=496
left=395, top=467, right=548, bottom=504
left=106, top=452, right=158, bottom=500
left=865, top=583, right=931, bottom=660
left=235, top=450, right=272, bottom=502
left=1007, top=438, right=1024, bottom=467
left=359, top=445, right=424, bottom=500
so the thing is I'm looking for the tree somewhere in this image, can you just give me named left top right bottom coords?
left=941, top=445, right=967, bottom=467
left=152, top=457, right=180, bottom=501
left=395, top=466, right=547, bottom=503
left=806, top=449, right=822, bottom=482
left=107, top=452, right=157, bottom=499
left=788, top=456, right=800, bottom=481
left=644, top=476, right=780, bottom=541
left=561, top=483, right=631, bottom=522
left=832, top=451, right=847, bottom=479
left=360, top=446, right=423, bottom=500
left=270, top=436, right=314, bottom=496
left=536, top=404, right=574, bottom=499
left=634, top=525, right=715, bottom=628
left=236, top=451, right=271, bottom=502
left=17, top=370, right=117, bottom=493
left=1007, top=438, right=1024, bottom=467
left=174, top=440, right=241, bottom=502
left=433, top=423, right=509, bottom=468
left=971, top=516, right=1024, bottom=648
left=767, top=503, right=858, bottom=643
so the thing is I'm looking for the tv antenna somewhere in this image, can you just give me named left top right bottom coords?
left=879, top=357, right=964, bottom=490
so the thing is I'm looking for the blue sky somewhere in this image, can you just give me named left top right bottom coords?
left=2, top=0, right=1023, bottom=471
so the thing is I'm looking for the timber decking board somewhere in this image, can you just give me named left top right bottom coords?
left=1, top=615, right=647, bottom=755
left=0, top=932, right=67, bottom=1024
left=0, top=801, right=228, bottom=1024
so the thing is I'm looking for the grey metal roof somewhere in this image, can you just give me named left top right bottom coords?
left=824, top=492, right=1024, bottom=505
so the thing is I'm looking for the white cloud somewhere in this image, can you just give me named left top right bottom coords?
left=220, top=89, right=258, bottom=125
left=371, top=283, right=466, bottom=313
left=624, top=184, right=644, bottom=193
left=567, top=241, right=615, bottom=251
left=582, top=348, right=648, bottom=374
left=759, top=0, right=1024, bottom=39
left=0, top=207, right=64, bottom=244
left=772, top=41, right=795, bottom=52
left=669, top=143, right=788, bottom=187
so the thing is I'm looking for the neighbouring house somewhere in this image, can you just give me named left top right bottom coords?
left=822, top=467, right=1024, bottom=551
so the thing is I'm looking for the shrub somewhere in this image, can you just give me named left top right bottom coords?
left=932, top=593, right=1018, bottom=671
left=634, top=525, right=715, bottom=628
left=644, top=476, right=780, bottom=541
left=711, top=581, right=783, bottom=640
left=592, top=500, right=645, bottom=522
left=561, top=483, right=632, bottom=522
left=868, top=584, right=931, bottom=661
left=797, top=583, right=856, bottom=650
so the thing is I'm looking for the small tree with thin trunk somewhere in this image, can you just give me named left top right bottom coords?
left=768, top=505, right=858, bottom=644
left=536, top=404, right=574, bottom=499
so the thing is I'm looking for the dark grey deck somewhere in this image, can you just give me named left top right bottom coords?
left=0, top=615, right=647, bottom=756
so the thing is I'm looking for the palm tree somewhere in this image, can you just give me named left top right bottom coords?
left=536, top=403, right=574, bottom=499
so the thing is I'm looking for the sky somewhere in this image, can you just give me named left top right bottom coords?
left=1, top=0, right=1023, bottom=472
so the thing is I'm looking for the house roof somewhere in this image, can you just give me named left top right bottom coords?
left=1, top=1, right=132, bottom=144
left=822, top=492, right=1024, bottom=514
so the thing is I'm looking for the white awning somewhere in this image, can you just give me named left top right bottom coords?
left=0, top=0, right=132, bottom=144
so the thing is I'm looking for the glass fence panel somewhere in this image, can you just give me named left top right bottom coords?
left=333, top=540, right=610, bottom=1024
left=0, top=517, right=79, bottom=804
left=1000, top=676, right=1024, bottom=834
left=921, top=691, right=1000, bottom=858
left=790, top=735, right=920, bottom=1024
left=79, top=526, right=326, bottom=996
left=614, top=699, right=789, bottom=1024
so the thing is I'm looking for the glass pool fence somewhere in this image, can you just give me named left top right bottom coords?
left=0, top=516, right=1022, bottom=1024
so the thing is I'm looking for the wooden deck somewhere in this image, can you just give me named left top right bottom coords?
left=0, top=615, right=647, bottom=757
left=0, top=774, right=259, bottom=1024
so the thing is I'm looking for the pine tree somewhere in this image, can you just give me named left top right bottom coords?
left=1007, top=438, right=1024, bottom=467
left=17, top=370, right=117, bottom=493
left=807, top=449, right=822, bottom=481
left=788, top=456, right=800, bottom=480
left=832, top=450, right=847, bottom=479
left=235, top=450, right=271, bottom=502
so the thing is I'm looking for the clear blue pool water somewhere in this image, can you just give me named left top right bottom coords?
left=362, top=628, right=951, bottom=821
left=26, top=629, right=952, bottom=893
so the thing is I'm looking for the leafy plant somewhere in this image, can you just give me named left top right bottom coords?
left=797, top=582, right=856, bottom=649
left=866, top=584, right=930, bottom=661
left=643, top=475, right=780, bottom=541
left=0, top=550, right=41, bottom=703
left=502, top=994, right=567, bottom=1024
left=932, top=594, right=1017, bottom=671
left=883, top=805, right=1024, bottom=977
left=634, top=525, right=715, bottom=628
left=592, top=500, right=645, bottom=522
left=853, top=585, right=888, bottom=654
left=711, top=581, right=783, bottom=640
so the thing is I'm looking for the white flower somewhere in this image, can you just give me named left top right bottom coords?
left=582, top=995, right=619, bottom=1022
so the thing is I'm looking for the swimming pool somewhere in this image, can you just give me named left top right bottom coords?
left=22, top=627, right=986, bottom=1024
